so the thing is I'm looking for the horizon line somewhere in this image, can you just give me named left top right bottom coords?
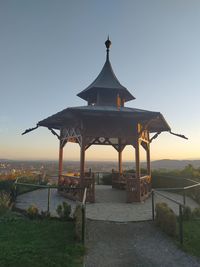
left=1, top=158, right=200, bottom=162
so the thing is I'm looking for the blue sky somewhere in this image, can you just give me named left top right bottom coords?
left=0, top=0, right=200, bottom=161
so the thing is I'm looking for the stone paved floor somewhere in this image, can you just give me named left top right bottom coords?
left=16, top=185, right=199, bottom=222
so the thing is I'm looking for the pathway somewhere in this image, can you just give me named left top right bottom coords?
left=16, top=185, right=200, bottom=267
left=85, top=220, right=200, bottom=267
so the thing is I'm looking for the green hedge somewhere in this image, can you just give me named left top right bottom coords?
left=152, top=174, right=191, bottom=189
left=74, top=204, right=83, bottom=242
left=155, top=202, right=177, bottom=237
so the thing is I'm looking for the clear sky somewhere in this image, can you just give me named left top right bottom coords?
left=0, top=0, right=200, bottom=161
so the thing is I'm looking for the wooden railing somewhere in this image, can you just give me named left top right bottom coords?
left=58, top=171, right=95, bottom=203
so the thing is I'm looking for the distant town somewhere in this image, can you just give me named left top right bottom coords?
left=1, top=159, right=200, bottom=179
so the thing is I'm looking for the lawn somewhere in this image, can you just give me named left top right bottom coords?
left=0, top=212, right=84, bottom=267
left=183, top=220, right=200, bottom=257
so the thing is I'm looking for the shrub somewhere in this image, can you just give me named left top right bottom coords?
left=0, top=192, right=11, bottom=215
left=155, top=202, right=177, bottom=237
left=74, top=204, right=83, bottom=242
left=182, top=206, right=192, bottom=221
left=56, top=202, right=71, bottom=220
left=0, top=180, right=14, bottom=194
left=192, top=207, right=200, bottom=218
left=27, top=204, right=39, bottom=219
left=40, top=210, right=50, bottom=219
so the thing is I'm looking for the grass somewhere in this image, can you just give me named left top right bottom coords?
left=0, top=212, right=84, bottom=267
left=182, top=220, right=200, bottom=257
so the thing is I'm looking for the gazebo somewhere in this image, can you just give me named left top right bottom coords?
left=23, top=38, right=186, bottom=203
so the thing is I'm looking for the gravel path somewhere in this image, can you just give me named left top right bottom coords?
left=85, top=220, right=200, bottom=267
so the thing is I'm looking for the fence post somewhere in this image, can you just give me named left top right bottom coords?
left=183, top=190, right=186, bottom=205
left=152, top=190, right=155, bottom=221
left=47, top=187, right=50, bottom=213
left=179, top=205, right=183, bottom=245
left=82, top=205, right=86, bottom=244
left=13, top=183, right=18, bottom=200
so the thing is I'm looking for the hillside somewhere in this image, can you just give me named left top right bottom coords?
left=147, top=159, right=200, bottom=170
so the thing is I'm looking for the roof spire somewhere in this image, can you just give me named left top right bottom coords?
left=105, top=36, right=111, bottom=60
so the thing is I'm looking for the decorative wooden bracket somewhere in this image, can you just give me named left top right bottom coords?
left=48, top=128, right=60, bottom=140
left=60, top=127, right=82, bottom=148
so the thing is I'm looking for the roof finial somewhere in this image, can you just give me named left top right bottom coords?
left=105, top=36, right=111, bottom=60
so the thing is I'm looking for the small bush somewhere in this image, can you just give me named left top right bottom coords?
left=192, top=207, right=200, bottom=218
left=155, top=202, right=177, bottom=237
left=27, top=204, right=39, bottom=219
left=182, top=206, right=192, bottom=221
left=74, top=204, right=83, bottom=242
left=0, top=180, right=14, bottom=194
left=0, top=192, right=11, bottom=215
left=40, top=210, right=50, bottom=219
left=56, top=202, right=71, bottom=220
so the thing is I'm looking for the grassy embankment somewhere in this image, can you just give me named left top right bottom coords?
left=152, top=166, right=200, bottom=258
left=0, top=174, right=84, bottom=267
left=0, top=212, right=84, bottom=267
left=182, top=220, right=200, bottom=258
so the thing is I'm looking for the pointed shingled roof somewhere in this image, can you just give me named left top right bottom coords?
left=77, top=38, right=135, bottom=103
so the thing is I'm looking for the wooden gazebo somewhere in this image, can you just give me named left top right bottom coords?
left=23, top=38, right=185, bottom=203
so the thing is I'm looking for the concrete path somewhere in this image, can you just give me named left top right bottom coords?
left=16, top=185, right=199, bottom=221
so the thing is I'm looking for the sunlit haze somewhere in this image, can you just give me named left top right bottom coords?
left=1, top=0, right=200, bottom=161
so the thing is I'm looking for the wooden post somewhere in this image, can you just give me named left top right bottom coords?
left=135, top=138, right=140, bottom=179
left=80, top=136, right=85, bottom=188
left=118, top=138, right=123, bottom=175
left=58, top=143, right=63, bottom=184
left=135, top=128, right=141, bottom=201
left=118, top=150, right=122, bottom=175
left=146, top=143, right=151, bottom=176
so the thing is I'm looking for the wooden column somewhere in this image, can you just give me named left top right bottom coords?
left=135, top=137, right=141, bottom=179
left=118, top=150, right=122, bottom=175
left=58, top=142, right=63, bottom=184
left=118, top=139, right=122, bottom=175
left=80, top=136, right=85, bottom=188
left=135, top=132, right=141, bottom=202
left=146, top=143, right=151, bottom=176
